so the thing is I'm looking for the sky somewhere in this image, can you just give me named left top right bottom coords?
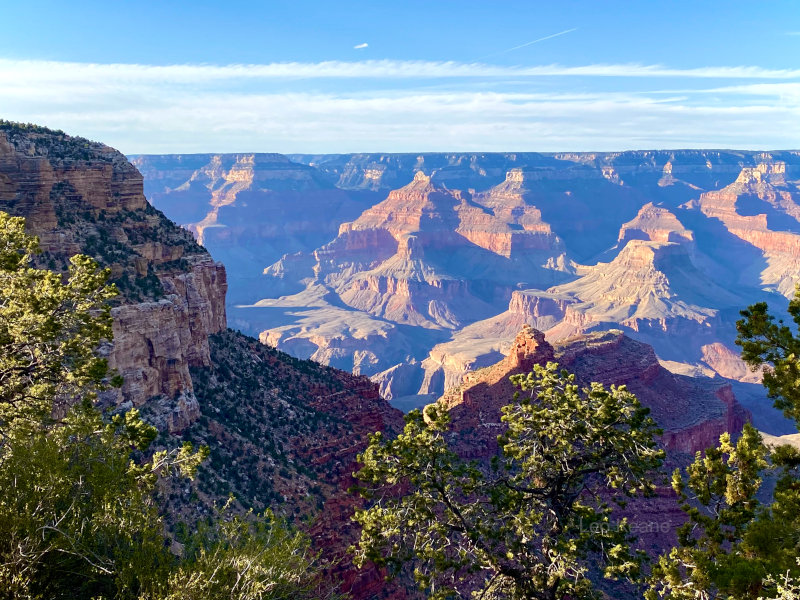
left=1, top=0, right=799, bottom=154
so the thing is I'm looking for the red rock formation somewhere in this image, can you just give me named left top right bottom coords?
left=553, top=330, right=750, bottom=453
left=441, top=327, right=750, bottom=456
left=690, top=161, right=800, bottom=296
left=0, top=126, right=227, bottom=431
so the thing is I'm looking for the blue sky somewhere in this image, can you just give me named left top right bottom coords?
left=1, top=0, right=799, bottom=153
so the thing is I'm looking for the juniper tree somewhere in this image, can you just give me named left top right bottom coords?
left=647, top=289, right=800, bottom=600
left=352, top=362, right=665, bottom=600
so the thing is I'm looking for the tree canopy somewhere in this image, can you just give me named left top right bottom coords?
left=0, top=211, right=332, bottom=600
left=646, top=288, right=800, bottom=600
left=352, top=362, right=665, bottom=600
left=736, top=289, right=800, bottom=424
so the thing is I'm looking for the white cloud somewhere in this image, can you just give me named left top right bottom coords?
left=2, top=58, right=800, bottom=83
left=0, top=58, right=797, bottom=153
left=353, top=43, right=368, bottom=50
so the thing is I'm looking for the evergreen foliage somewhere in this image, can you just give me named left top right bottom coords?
left=0, top=211, right=329, bottom=599
left=647, top=289, right=800, bottom=600
left=352, top=362, right=665, bottom=600
left=736, top=287, right=800, bottom=424
left=646, top=425, right=800, bottom=600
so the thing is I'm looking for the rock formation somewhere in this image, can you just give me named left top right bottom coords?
left=142, top=150, right=799, bottom=436
left=439, top=326, right=750, bottom=456
left=0, top=123, right=227, bottom=431
left=3, top=123, right=408, bottom=599
left=687, top=160, right=800, bottom=296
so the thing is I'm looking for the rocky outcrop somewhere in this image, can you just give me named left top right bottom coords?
left=440, top=327, right=750, bottom=455
left=416, top=290, right=566, bottom=396
left=109, top=256, right=227, bottom=410
left=688, top=160, right=800, bottom=296
left=553, top=330, right=750, bottom=453
left=132, top=153, right=380, bottom=305
left=0, top=124, right=227, bottom=431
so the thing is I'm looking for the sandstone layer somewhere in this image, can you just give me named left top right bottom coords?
left=141, top=151, right=799, bottom=437
left=0, top=124, right=227, bottom=431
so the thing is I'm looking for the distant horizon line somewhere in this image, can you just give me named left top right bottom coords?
left=126, top=148, right=800, bottom=157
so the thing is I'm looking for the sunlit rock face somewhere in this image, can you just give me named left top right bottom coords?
left=0, top=126, right=227, bottom=431
left=140, top=150, right=798, bottom=430
left=438, top=326, right=749, bottom=456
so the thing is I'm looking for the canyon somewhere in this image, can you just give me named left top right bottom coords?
left=4, top=123, right=797, bottom=597
left=136, top=150, right=800, bottom=434
left=0, top=123, right=407, bottom=598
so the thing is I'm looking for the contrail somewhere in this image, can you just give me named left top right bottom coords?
left=477, top=28, right=578, bottom=60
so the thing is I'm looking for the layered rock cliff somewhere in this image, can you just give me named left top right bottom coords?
left=2, top=123, right=409, bottom=599
left=440, top=326, right=750, bottom=456
left=687, top=160, right=800, bottom=296
left=143, top=150, right=799, bottom=436
left=0, top=123, right=227, bottom=431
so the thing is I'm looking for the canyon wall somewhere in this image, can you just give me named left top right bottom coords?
left=0, top=124, right=227, bottom=431
left=142, top=149, right=793, bottom=435
left=1, top=123, right=409, bottom=599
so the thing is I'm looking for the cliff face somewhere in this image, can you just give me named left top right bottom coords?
left=109, top=257, right=227, bottom=430
left=689, top=161, right=800, bottom=297
left=440, top=326, right=750, bottom=456
left=0, top=124, right=227, bottom=431
left=131, top=153, right=380, bottom=305
left=2, top=123, right=409, bottom=599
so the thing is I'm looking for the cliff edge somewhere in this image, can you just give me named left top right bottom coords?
left=0, top=122, right=227, bottom=431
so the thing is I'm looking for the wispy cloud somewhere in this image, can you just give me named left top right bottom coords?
left=2, top=59, right=800, bottom=82
left=478, top=28, right=578, bottom=59
left=0, top=58, right=797, bottom=153
left=353, top=43, right=368, bottom=49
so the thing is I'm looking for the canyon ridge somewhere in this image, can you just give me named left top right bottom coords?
left=5, top=123, right=793, bottom=597
left=133, top=151, right=800, bottom=433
